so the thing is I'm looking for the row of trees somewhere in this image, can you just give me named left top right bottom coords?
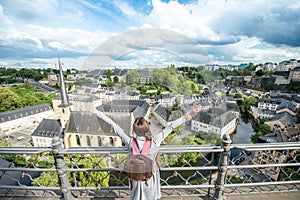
left=0, top=84, right=54, bottom=112
left=124, top=66, right=214, bottom=96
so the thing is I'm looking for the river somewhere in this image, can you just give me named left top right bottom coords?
left=231, top=115, right=255, bottom=144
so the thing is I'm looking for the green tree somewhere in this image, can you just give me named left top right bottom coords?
left=113, top=76, right=119, bottom=83
left=33, top=154, right=109, bottom=187
left=244, top=96, right=258, bottom=111
left=205, top=132, right=221, bottom=145
left=234, top=92, right=243, bottom=98
left=126, top=70, right=140, bottom=85
left=0, top=87, right=21, bottom=112
left=74, top=78, right=92, bottom=86
left=251, top=124, right=271, bottom=143
left=247, top=62, right=256, bottom=71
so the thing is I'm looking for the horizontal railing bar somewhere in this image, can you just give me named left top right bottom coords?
left=0, top=147, right=52, bottom=154
left=229, top=162, right=300, bottom=169
left=160, top=166, right=218, bottom=171
left=1, top=142, right=299, bottom=154
left=0, top=167, right=57, bottom=172
left=69, top=186, right=128, bottom=190
left=225, top=180, right=300, bottom=187
left=233, top=142, right=300, bottom=148
left=68, top=184, right=214, bottom=190
left=0, top=186, right=61, bottom=190
left=3, top=163, right=298, bottom=172
left=62, top=166, right=219, bottom=172
left=234, top=147, right=300, bottom=151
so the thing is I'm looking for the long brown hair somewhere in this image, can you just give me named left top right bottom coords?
left=133, top=117, right=151, bottom=140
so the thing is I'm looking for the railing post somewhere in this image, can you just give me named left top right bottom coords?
left=52, top=136, right=74, bottom=200
left=212, top=134, right=232, bottom=200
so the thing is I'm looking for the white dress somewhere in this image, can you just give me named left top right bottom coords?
left=97, top=112, right=187, bottom=200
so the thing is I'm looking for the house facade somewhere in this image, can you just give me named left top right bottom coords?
left=31, top=119, right=61, bottom=147
left=289, top=67, right=300, bottom=82
left=63, top=112, right=122, bottom=148
left=191, top=107, right=237, bottom=137
left=0, top=104, right=54, bottom=133
left=53, top=94, right=102, bottom=114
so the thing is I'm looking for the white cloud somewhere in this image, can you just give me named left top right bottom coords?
left=144, top=0, right=220, bottom=41
left=113, top=0, right=140, bottom=18
left=0, top=0, right=299, bottom=68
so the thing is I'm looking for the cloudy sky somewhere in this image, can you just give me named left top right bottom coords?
left=0, top=0, right=299, bottom=70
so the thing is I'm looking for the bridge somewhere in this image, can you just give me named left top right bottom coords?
left=0, top=134, right=299, bottom=200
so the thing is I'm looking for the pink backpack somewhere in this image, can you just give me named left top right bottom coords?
left=124, top=138, right=153, bottom=187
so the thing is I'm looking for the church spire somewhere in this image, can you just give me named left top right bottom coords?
left=58, top=57, right=70, bottom=107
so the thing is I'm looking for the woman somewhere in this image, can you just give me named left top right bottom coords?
left=97, top=104, right=201, bottom=200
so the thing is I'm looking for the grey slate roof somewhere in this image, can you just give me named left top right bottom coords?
left=32, top=119, right=61, bottom=138
left=226, top=102, right=239, bottom=112
left=66, top=111, right=113, bottom=136
left=277, top=100, right=296, bottom=112
left=112, top=69, right=128, bottom=76
left=291, top=67, right=300, bottom=71
left=96, top=100, right=150, bottom=135
left=0, top=104, right=52, bottom=123
left=154, top=104, right=183, bottom=122
left=139, top=69, right=151, bottom=77
left=53, top=94, right=99, bottom=102
left=193, top=108, right=236, bottom=128
left=259, top=132, right=283, bottom=143
left=258, top=108, right=276, bottom=115
left=99, top=100, right=148, bottom=113
left=259, top=98, right=282, bottom=104
left=267, top=112, right=297, bottom=127
left=293, top=95, right=300, bottom=103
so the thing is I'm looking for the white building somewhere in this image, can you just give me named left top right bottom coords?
left=258, top=98, right=282, bottom=111
left=31, top=119, right=61, bottom=147
left=156, top=93, right=176, bottom=108
left=52, top=93, right=102, bottom=114
left=0, top=104, right=54, bottom=133
left=191, top=108, right=237, bottom=137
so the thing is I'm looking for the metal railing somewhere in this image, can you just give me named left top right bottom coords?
left=0, top=134, right=299, bottom=200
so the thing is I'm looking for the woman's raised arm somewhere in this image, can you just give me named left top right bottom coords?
left=153, top=104, right=201, bottom=145
left=96, top=111, right=131, bottom=145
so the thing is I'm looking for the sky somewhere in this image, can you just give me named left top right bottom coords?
left=0, top=0, right=299, bottom=70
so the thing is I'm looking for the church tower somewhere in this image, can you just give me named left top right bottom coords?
left=57, top=58, right=72, bottom=129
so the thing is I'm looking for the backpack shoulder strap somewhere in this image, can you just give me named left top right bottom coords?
left=131, top=138, right=140, bottom=155
left=131, top=138, right=151, bottom=155
left=141, top=139, right=151, bottom=155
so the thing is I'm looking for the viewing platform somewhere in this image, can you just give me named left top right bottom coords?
left=0, top=134, right=299, bottom=200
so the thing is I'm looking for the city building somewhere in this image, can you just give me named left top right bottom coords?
left=63, top=111, right=122, bottom=148
left=139, top=69, right=152, bottom=84
left=52, top=93, right=102, bottom=114
left=191, top=107, right=237, bottom=137
left=97, top=100, right=150, bottom=136
left=0, top=104, right=54, bottom=133
left=152, top=103, right=183, bottom=127
left=289, top=67, right=300, bottom=82
left=156, top=93, right=176, bottom=107
left=31, top=119, right=61, bottom=147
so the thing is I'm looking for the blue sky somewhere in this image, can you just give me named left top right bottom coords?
left=0, top=0, right=299, bottom=69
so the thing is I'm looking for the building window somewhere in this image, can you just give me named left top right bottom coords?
left=76, top=135, right=80, bottom=146
left=98, top=136, right=102, bottom=146
left=86, top=136, right=91, bottom=146
left=109, top=137, right=114, bottom=146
